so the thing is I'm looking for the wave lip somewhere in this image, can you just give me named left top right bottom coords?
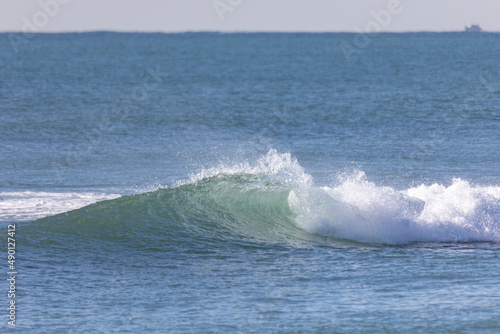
left=184, top=148, right=312, bottom=187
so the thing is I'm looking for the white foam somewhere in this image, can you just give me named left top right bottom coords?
left=291, top=172, right=500, bottom=244
left=0, top=191, right=121, bottom=222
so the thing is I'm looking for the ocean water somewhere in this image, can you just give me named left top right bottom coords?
left=1, top=32, right=499, bottom=333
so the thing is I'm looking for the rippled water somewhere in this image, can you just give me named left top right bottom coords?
left=1, top=32, right=499, bottom=333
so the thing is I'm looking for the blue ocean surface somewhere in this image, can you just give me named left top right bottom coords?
left=1, top=32, right=499, bottom=333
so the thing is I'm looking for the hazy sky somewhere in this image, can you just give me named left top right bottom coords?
left=1, top=0, right=499, bottom=33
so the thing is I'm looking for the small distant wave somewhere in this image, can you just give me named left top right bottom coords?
left=0, top=191, right=120, bottom=222
left=11, top=150, right=500, bottom=246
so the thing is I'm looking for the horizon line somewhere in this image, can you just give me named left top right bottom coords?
left=2, top=29, right=499, bottom=34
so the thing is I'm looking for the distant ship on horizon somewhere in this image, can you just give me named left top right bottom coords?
left=465, top=24, right=482, bottom=32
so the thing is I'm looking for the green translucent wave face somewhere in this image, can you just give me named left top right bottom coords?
left=23, top=174, right=322, bottom=250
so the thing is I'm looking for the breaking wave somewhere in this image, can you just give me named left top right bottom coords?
left=18, top=150, right=500, bottom=246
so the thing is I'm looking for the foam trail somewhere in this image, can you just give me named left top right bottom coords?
left=0, top=191, right=121, bottom=222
